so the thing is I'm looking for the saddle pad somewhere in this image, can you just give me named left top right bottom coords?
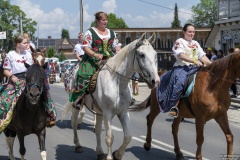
left=181, top=73, right=196, bottom=98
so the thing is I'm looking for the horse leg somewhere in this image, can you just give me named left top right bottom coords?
left=77, top=105, right=85, bottom=126
left=37, top=129, right=47, bottom=160
left=94, top=114, right=105, bottom=160
left=113, top=111, right=132, bottom=160
left=103, top=114, right=114, bottom=160
left=172, top=117, right=184, bottom=160
left=215, top=113, right=233, bottom=156
left=144, top=89, right=160, bottom=151
left=195, top=119, right=205, bottom=160
left=71, top=107, right=83, bottom=153
left=17, top=133, right=26, bottom=160
left=4, top=129, right=16, bottom=160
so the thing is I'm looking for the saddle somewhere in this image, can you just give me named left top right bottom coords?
left=181, top=73, right=197, bottom=116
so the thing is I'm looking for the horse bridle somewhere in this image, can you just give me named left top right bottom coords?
left=105, top=42, right=152, bottom=82
left=26, top=82, right=43, bottom=98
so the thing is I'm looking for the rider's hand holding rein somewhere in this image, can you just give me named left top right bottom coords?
left=10, top=75, right=19, bottom=83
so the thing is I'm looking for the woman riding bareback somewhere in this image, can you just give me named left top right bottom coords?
left=69, top=11, right=121, bottom=106
left=157, top=23, right=212, bottom=118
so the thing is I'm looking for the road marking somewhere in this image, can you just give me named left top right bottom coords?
left=139, top=136, right=209, bottom=160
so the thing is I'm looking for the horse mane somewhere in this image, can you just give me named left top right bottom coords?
left=202, top=53, right=235, bottom=90
left=107, top=40, right=137, bottom=72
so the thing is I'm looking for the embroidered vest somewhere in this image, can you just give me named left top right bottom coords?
left=89, top=28, right=115, bottom=57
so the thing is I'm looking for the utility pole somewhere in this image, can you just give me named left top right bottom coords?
left=80, top=0, right=83, bottom=33
left=20, top=12, right=23, bottom=35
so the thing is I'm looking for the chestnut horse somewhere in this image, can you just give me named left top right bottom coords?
left=130, top=53, right=240, bottom=160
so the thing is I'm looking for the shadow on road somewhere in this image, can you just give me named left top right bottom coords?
left=126, top=146, right=196, bottom=160
left=55, top=144, right=96, bottom=160
left=56, top=120, right=95, bottom=131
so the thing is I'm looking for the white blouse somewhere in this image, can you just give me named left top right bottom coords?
left=172, top=38, right=206, bottom=66
left=3, top=50, right=33, bottom=74
left=82, top=27, right=122, bottom=49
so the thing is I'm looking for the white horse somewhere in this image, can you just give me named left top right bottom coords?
left=62, top=33, right=159, bottom=160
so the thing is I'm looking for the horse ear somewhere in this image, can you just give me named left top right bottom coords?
left=147, top=33, right=156, bottom=45
left=30, top=45, right=36, bottom=54
left=136, top=32, right=146, bottom=47
left=41, top=47, right=47, bottom=53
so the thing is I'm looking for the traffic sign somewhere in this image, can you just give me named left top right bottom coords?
left=0, top=31, right=6, bottom=39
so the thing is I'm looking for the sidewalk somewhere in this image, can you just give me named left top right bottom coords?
left=52, top=82, right=240, bottom=123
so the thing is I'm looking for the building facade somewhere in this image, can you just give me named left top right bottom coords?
left=205, top=0, right=240, bottom=54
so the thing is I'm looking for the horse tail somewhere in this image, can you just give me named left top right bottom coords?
left=129, top=95, right=151, bottom=112
left=61, top=101, right=73, bottom=121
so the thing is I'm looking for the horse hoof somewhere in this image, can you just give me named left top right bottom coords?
left=97, top=153, right=106, bottom=160
left=176, top=154, right=184, bottom=160
left=75, top=146, right=83, bottom=153
left=143, top=142, right=151, bottom=151
left=112, top=151, right=121, bottom=160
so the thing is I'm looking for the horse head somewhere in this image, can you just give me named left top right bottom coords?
left=25, top=64, right=46, bottom=105
left=31, top=46, right=46, bottom=66
left=133, top=33, right=159, bottom=89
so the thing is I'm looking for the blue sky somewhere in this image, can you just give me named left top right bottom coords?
left=11, top=0, right=201, bottom=39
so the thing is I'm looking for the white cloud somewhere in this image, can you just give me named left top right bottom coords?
left=101, top=0, right=117, bottom=14
left=121, top=7, right=193, bottom=28
left=14, top=0, right=79, bottom=38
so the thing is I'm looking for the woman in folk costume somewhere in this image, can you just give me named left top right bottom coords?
left=69, top=11, right=121, bottom=105
left=157, top=23, right=212, bottom=118
left=0, top=35, right=56, bottom=133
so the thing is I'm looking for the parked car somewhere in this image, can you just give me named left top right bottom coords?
left=60, top=59, right=78, bottom=73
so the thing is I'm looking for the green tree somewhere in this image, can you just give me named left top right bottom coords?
left=171, top=3, right=181, bottom=28
left=47, top=46, right=55, bottom=58
left=188, top=0, right=217, bottom=27
left=58, top=52, right=67, bottom=61
left=61, top=28, right=70, bottom=39
left=0, top=0, right=37, bottom=51
left=91, top=13, right=128, bottom=28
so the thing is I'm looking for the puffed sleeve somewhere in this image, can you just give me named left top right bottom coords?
left=172, top=39, right=185, bottom=58
left=3, top=54, right=11, bottom=70
left=82, top=30, right=92, bottom=49
left=196, top=42, right=206, bottom=59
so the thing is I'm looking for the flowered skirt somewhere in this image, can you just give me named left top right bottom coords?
left=69, top=57, right=98, bottom=102
left=156, top=65, right=199, bottom=112
left=0, top=80, right=25, bottom=133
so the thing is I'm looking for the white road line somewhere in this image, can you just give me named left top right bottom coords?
left=140, top=136, right=209, bottom=160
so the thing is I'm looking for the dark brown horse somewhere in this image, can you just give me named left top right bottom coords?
left=2, top=48, right=48, bottom=160
left=130, top=53, right=240, bottom=160
left=4, top=63, right=48, bottom=160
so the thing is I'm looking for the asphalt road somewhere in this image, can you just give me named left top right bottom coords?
left=0, top=84, right=240, bottom=160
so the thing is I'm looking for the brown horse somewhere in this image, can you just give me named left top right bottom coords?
left=130, top=53, right=240, bottom=160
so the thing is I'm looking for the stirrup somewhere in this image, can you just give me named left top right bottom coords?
left=168, top=107, right=179, bottom=118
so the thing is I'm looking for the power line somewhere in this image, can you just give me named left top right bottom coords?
left=136, top=0, right=193, bottom=15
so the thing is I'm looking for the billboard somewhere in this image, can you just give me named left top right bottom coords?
left=0, top=32, right=6, bottom=39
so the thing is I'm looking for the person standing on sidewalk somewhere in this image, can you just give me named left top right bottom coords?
left=228, top=48, right=238, bottom=98
left=74, top=32, right=85, bottom=63
left=132, top=72, right=140, bottom=95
